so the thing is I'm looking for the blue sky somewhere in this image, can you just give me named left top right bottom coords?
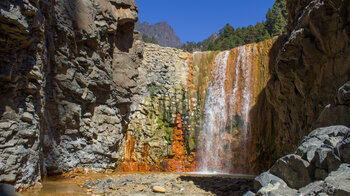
left=135, top=0, right=276, bottom=43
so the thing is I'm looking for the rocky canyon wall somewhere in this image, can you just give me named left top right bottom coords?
left=250, top=0, right=350, bottom=172
left=3, top=0, right=350, bottom=191
left=0, top=0, right=143, bottom=190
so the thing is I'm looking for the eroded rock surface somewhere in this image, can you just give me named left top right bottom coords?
left=0, top=0, right=142, bottom=190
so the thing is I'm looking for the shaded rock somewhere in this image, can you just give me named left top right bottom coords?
left=0, top=184, right=21, bottom=196
left=313, top=105, right=350, bottom=129
left=313, top=147, right=341, bottom=178
left=243, top=191, right=255, bottom=196
left=336, top=82, right=350, bottom=106
left=269, top=154, right=311, bottom=189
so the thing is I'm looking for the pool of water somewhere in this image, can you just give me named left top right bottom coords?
left=21, top=173, right=114, bottom=196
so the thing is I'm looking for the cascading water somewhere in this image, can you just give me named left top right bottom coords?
left=197, top=51, right=230, bottom=173
left=197, top=45, right=253, bottom=174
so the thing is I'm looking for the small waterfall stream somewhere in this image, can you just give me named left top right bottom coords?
left=197, top=45, right=254, bottom=174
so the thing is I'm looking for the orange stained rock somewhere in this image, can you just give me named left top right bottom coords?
left=171, top=113, right=185, bottom=160
left=125, top=131, right=135, bottom=162
left=162, top=113, right=196, bottom=172
left=121, top=162, right=138, bottom=172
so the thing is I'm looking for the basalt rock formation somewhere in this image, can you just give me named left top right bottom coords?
left=250, top=0, right=350, bottom=172
left=0, top=0, right=142, bottom=190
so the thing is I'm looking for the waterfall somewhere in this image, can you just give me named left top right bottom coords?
left=197, top=45, right=254, bottom=174
left=197, top=51, right=230, bottom=173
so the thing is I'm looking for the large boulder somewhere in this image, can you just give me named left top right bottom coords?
left=269, top=154, right=311, bottom=189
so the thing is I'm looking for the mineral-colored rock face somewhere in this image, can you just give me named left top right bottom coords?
left=163, top=113, right=195, bottom=172
left=250, top=0, right=350, bottom=172
left=171, top=114, right=186, bottom=161
left=0, top=0, right=142, bottom=190
left=123, top=40, right=275, bottom=174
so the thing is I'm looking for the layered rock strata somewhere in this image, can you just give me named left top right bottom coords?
left=0, top=0, right=142, bottom=190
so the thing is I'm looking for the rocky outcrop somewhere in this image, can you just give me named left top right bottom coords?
left=251, top=0, right=350, bottom=172
left=250, top=125, right=350, bottom=195
left=0, top=0, right=142, bottom=190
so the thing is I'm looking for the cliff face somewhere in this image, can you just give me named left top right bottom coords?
left=251, top=0, right=350, bottom=172
left=0, top=0, right=142, bottom=190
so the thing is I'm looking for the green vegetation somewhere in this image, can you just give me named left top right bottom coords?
left=142, top=34, right=158, bottom=44
left=182, top=0, right=287, bottom=52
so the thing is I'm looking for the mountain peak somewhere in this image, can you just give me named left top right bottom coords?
left=135, top=21, right=182, bottom=48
